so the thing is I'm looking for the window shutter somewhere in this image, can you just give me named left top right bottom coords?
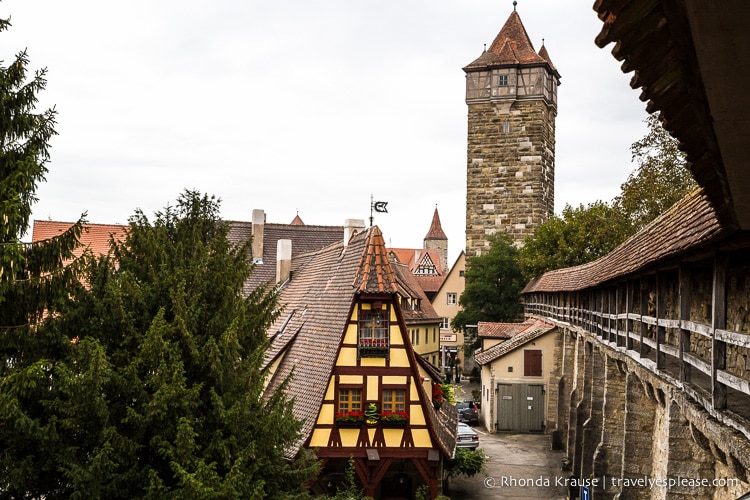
left=524, top=350, right=542, bottom=377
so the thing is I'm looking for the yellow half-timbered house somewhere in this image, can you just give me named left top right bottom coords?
left=263, top=226, right=457, bottom=499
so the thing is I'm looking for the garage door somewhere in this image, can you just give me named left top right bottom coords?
left=496, top=383, right=545, bottom=433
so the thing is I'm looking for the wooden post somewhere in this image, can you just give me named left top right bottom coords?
left=656, top=272, right=665, bottom=370
left=712, top=253, right=728, bottom=409
left=678, top=265, right=692, bottom=384
left=639, top=279, right=648, bottom=358
left=625, top=281, right=633, bottom=351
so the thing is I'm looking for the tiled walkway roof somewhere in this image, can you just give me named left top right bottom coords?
left=523, top=188, right=727, bottom=293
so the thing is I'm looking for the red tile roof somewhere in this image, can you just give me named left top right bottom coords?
left=463, top=10, right=557, bottom=75
left=388, top=248, right=444, bottom=275
left=474, top=319, right=555, bottom=365
left=424, top=208, right=447, bottom=241
left=478, top=321, right=527, bottom=339
left=32, top=220, right=127, bottom=259
left=353, top=226, right=398, bottom=294
left=391, top=260, right=441, bottom=325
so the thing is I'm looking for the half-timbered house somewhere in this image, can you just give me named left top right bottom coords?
left=262, top=226, right=457, bottom=499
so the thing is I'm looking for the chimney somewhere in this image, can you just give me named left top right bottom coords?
left=276, top=239, right=292, bottom=284
left=344, top=219, right=366, bottom=246
left=251, top=209, right=265, bottom=263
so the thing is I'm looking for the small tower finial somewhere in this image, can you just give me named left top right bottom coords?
left=513, top=0, right=517, bottom=11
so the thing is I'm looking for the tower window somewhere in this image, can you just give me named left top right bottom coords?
left=498, top=74, right=509, bottom=86
left=502, top=121, right=510, bottom=134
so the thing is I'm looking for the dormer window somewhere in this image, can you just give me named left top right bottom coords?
left=358, top=306, right=389, bottom=358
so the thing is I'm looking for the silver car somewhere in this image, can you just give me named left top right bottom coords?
left=456, top=422, right=479, bottom=450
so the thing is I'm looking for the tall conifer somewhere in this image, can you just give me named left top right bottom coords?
left=53, top=191, right=319, bottom=497
left=0, top=13, right=86, bottom=497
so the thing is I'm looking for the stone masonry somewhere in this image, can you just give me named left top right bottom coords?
left=463, top=10, right=559, bottom=256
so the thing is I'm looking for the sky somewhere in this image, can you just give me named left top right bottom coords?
left=5, top=0, right=650, bottom=264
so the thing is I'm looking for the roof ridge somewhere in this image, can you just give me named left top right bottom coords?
left=353, top=226, right=398, bottom=294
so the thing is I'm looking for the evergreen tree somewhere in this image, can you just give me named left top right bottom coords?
left=0, top=13, right=87, bottom=497
left=50, top=191, right=319, bottom=498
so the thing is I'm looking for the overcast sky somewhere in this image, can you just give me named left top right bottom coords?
left=6, top=0, right=649, bottom=264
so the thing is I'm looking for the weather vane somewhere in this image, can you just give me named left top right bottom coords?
left=369, top=195, right=388, bottom=227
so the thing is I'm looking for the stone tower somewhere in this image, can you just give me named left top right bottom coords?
left=423, top=207, right=448, bottom=273
left=464, top=8, right=560, bottom=256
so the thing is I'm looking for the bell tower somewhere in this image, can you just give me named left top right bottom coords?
left=463, top=7, right=560, bottom=255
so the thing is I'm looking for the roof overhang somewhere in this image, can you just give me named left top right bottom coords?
left=594, top=0, right=750, bottom=230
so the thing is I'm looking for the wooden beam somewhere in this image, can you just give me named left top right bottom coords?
left=712, top=253, right=728, bottom=409
left=679, top=265, right=692, bottom=383
left=656, top=272, right=666, bottom=370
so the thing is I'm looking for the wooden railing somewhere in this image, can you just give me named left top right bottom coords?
left=523, top=256, right=750, bottom=438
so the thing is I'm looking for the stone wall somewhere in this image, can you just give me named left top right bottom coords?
left=552, top=326, right=750, bottom=500
left=465, top=98, right=555, bottom=255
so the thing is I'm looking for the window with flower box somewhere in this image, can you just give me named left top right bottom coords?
left=358, top=306, right=389, bottom=358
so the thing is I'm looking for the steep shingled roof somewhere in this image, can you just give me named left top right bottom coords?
left=226, top=221, right=343, bottom=294
left=463, top=10, right=558, bottom=75
left=353, top=226, right=398, bottom=294
left=391, top=260, right=441, bottom=325
left=424, top=208, right=447, bottom=241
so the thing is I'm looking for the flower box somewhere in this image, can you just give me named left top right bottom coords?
left=335, top=411, right=364, bottom=427
left=379, top=411, right=408, bottom=427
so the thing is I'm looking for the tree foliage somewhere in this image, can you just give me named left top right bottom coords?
left=452, top=233, right=524, bottom=335
left=443, top=447, right=486, bottom=492
left=518, top=201, right=632, bottom=278
left=518, top=113, right=696, bottom=277
left=615, top=113, right=696, bottom=231
left=0, top=15, right=88, bottom=497
left=2, top=191, right=320, bottom=498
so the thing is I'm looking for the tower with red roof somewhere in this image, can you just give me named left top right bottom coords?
left=463, top=6, right=560, bottom=255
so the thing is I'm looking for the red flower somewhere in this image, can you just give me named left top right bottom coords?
left=335, top=410, right=364, bottom=422
left=379, top=410, right=409, bottom=421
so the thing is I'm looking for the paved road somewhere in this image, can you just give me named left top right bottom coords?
left=447, top=430, right=569, bottom=499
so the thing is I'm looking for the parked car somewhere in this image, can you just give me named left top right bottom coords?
left=456, top=422, right=479, bottom=449
left=456, top=400, right=478, bottom=424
